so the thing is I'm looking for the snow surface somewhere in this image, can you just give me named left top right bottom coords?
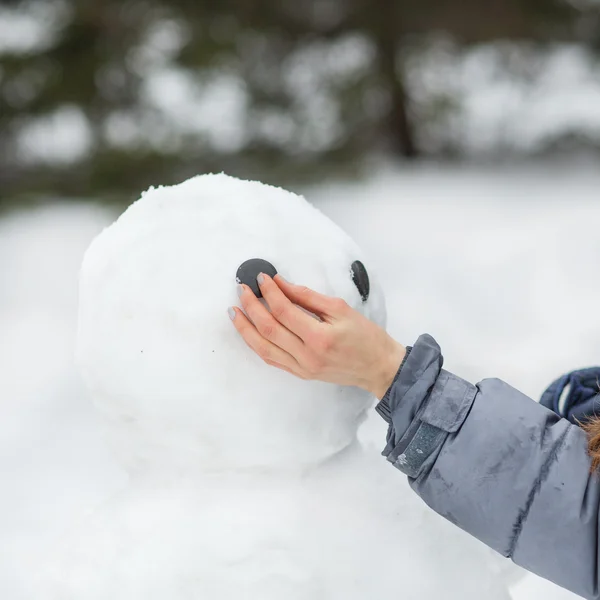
left=0, top=205, right=126, bottom=599
left=1, top=165, right=595, bottom=598
left=76, top=174, right=387, bottom=473
left=39, top=174, right=511, bottom=598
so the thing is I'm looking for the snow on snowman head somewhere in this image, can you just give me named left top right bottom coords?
left=77, top=174, right=387, bottom=474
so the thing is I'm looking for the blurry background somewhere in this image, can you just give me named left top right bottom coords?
left=1, top=1, right=600, bottom=599
left=3, top=0, right=600, bottom=203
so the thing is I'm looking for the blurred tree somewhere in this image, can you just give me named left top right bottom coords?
left=0, top=0, right=586, bottom=205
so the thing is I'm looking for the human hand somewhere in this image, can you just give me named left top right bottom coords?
left=228, top=274, right=406, bottom=399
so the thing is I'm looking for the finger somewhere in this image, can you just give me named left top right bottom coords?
left=228, top=307, right=301, bottom=372
left=271, top=362, right=308, bottom=380
left=257, top=274, right=323, bottom=341
left=237, top=283, right=305, bottom=355
left=273, top=275, right=347, bottom=322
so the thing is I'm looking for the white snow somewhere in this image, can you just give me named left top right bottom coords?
left=2, top=165, right=596, bottom=599
left=76, top=174, right=386, bottom=474
left=38, top=174, right=511, bottom=598
left=143, top=70, right=249, bottom=153
left=0, top=2, right=66, bottom=55
left=16, top=106, right=94, bottom=166
left=0, top=205, right=126, bottom=599
left=408, top=42, right=600, bottom=154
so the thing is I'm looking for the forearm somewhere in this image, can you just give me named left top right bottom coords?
left=379, top=334, right=600, bottom=599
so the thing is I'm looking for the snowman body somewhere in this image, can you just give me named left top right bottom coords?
left=40, top=175, right=511, bottom=599
left=41, top=447, right=511, bottom=600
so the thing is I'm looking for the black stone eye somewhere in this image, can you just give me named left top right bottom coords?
left=236, top=258, right=278, bottom=298
left=351, top=260, right=369, bottom=302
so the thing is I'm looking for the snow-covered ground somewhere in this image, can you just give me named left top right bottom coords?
left=0, top=205, right=126, bottom=599
left=1, top=164, right=597, bottom=598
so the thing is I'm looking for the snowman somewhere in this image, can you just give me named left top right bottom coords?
left=38, top=174, right=512, bottom=599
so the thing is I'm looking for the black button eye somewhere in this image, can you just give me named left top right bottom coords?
left=236, top=258, right=277, bottom=298
left=351, top=260, right=369, bottom=302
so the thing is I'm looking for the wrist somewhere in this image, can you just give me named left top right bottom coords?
left=369, top=338, right=406, bottom=400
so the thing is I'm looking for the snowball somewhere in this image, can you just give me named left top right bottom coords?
left=77, top=173, right=386, bottom=473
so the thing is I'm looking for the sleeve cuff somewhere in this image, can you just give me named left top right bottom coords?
left=378, top=334, right=444, bottom=439
left=377, top=334, right=478, bottom=479
left=375, top=346, right=412, bottom=423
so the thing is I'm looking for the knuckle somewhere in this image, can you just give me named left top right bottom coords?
left=331, top=297, right=348, bottom=313
left=316, top=331, right=334, bottom=352
left=259, top=322, right=275, bottom=341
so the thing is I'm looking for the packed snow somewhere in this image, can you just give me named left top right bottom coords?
left=31, top=173, right=510, bottom=599
left=75, top=174, right=387, bottom=473
left=1, top=165, right=595, bottom=599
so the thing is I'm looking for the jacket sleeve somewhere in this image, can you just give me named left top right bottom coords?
left=377, top=334, right=600, bottom=599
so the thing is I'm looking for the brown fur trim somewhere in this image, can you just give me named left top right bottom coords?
left=583, top=417, right=600, bottom=472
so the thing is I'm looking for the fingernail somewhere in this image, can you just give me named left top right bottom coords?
left=237, top=284, right=244, bottom=298
left=278, top=275, right=290, bottom=284
left=257, top=273, right=265, bottom=285
left=228, top=307, right=236, bottom=320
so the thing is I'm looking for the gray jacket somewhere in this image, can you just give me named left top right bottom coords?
left=377, top=334, right=599, bottom=600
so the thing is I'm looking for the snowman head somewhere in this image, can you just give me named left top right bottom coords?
left=77, top=174, right=386, bottom=474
